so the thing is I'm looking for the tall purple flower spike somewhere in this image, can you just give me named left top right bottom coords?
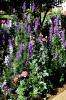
left=28, top=42, right=33, bottom=57
left=31, top=2, right=35, bottom=12
left=2, top=33, right=5, bottom=45
left=27, top=13, right=31, bottom=22
left=16, top=43, right=25, bottom=60
left=49, top=25, right=53, bottom=48
left=55, top=16, right=60, bottom=26
left=8, top=38, right=12, bottom=46
left=24, top=60, right=29, bottom=67
left=38, top=35, right=43, bottom=43
left=63, top=42, right=66, bottom=47
left=22, top=2, right=26, bottom=13
left=16, top=51, right=21, bottom=61
left=61, top=29, right=65, bottom=43
left=34, top=17, right=40, bottom=32
left=49, top=25, right=53, bottom=41
left=7, top=19, right=11, bottom=25
left=19, top=43, right=25, bottom=53
left=54, top=26, right=59, bottom=34
left=27, top=24, right=31, bottom=33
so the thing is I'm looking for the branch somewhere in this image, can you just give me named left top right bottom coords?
left=41, top=8, right=49, bottom=26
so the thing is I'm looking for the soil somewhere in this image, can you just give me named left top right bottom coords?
left=48, top=83, right=66, bottom=100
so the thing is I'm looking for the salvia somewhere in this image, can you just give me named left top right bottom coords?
left=22, top=2, right=26, bottom=13
left=28, top=42, right=33, bottom=57
left=31, top=2, right=35, bottom=12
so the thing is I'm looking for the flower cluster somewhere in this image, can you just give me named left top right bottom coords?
left=31, top=2, right=35, bottom=12
left=28, top=42, right=33, bottom=57
left=12, top=71, right=28, bottom=84
left=0, top=1, right=66, bottom=100
left=22, top=2, right=26, bottom=13
left=16, top=43, right=25, bottom=60
left=49, top=16, right=66, bottom=48
left=34, top=17, right=40, bottom=32
left=2, top=80, right=15, bottom=95
left=22, top=1, right=35, bottom=13
left=4, top=55, right=12, bottom=66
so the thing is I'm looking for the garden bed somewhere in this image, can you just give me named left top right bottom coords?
left=0, top=1, right=66, bottom=100
left=0, top=83, right=66, bottom=100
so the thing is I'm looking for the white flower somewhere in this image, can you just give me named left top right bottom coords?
left=9, top=45, right=13, bottom=54
left=2, top=80, right=7, bottom=88
left=4, top=55, right=10, bottom=65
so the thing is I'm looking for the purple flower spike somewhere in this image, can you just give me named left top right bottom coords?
left=22, top=2, right=26, bottom=13
left=38, top=35, right=43, bottom=43
left=16, top=44, right=25, bottom=60
left=16, top=51, right=21, bottom=61
left=8, top=38, right=12, bottom=46
left=49, top=26, right=53, bottom=48
left=27, top=13, right=31, bottom=22
left=49, top=26, right=53, bottom=41
left=28, top=42, right=33, bottom=57
left=34, top=17, right=40, bottom=32
left=54, top=26, right=59, bottom=34
left=27, top=24, right=31, bottom=33
left=7, top=19, right=10, bottom=24
left=34, top=25, right=38, bottom=32
left=63, top=42, right=66, bottom=47
left=49, top=25, right=53, bottom=34
left=2, top=34, right=5, bottom=45
left=61, top=29, right=65, bottom=43
left=31, top=2, right=35, bottom=12
left=19, top=43, right=25, bottom=53
left=56, top=16, right=60, bottom=26
left=24, top=60, right=29, bottom=67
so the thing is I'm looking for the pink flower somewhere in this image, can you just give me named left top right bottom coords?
left=20, top=71, right=28, bottom=78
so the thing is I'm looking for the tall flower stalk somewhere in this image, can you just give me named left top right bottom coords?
left=49, top=25, right=53, bottom=48
left=34, top=17, right=40, bottom=32
left=28, top=42, right=33, bottom=57
left=31, top=2, right=35, bottom=12
left=22, top=2, right=26, bottom=13
left=2, top=33, right=5, bottom=45
left=61, top=29, right=65, bottom=43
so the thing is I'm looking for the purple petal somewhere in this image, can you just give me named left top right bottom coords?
left=28, top=43, right=33, bottom=57
left=54, top=26, right=59, bottom=34
left=63, top=42, right=66, bottom=47
left=55, top=16, right=60, bottom=26
left=61, top=29, right=65, bottom=43
left=34, top=17, right=40, bottom=32
left=22, top=2, right=26, bottom=13
left=27, top=13, right=31, bottom=22
left=27, top=24, right=31, bottom=33
left=38, top=35, right=43, bottom=43
left=19, top=43, right=25, bottom=53
left=31, top=2, right=35, bottom=12
left=16, top=51, right=21, bottom=60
